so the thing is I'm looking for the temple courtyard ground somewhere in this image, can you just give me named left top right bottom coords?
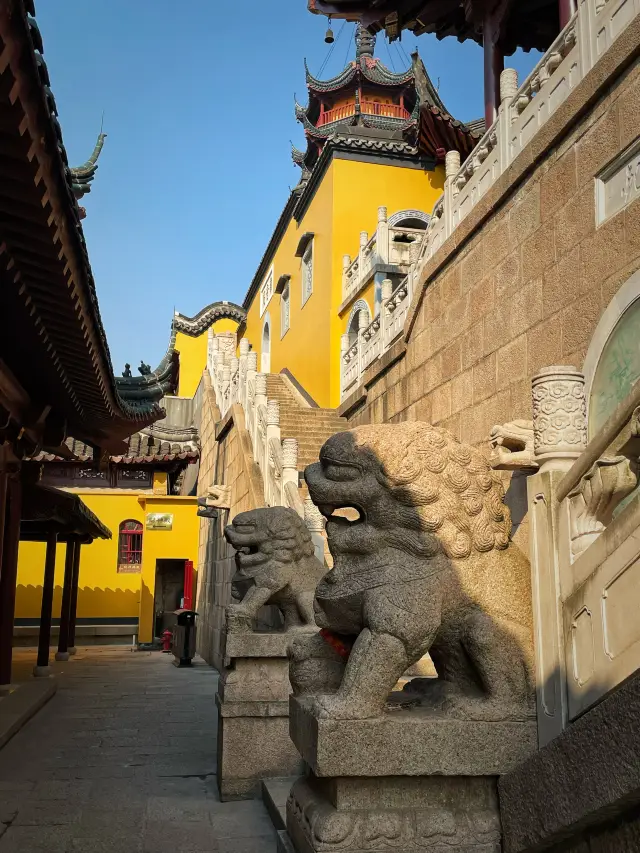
left=0, top=647, right=278, bottom=851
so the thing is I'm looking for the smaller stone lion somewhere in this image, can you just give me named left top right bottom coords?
left=224, top=507, right=325, bottom=633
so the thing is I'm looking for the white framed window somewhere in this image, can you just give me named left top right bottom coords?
left=301, top=241, right=313, bottom=306
left=260, top=266, right=274, bottom=317
left=281, top=283, right=290, bottom=338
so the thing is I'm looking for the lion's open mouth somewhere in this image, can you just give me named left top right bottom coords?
left=317, top=503, right=365, bottom=526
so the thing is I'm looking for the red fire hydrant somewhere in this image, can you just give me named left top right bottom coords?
left=162, top=628, right=173, bottom=653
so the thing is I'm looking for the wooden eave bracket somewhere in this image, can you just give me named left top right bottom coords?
left=294, top=232, right=314, bottom=257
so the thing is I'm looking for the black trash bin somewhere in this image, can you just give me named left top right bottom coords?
left=172, top=609, right=197, bottom=667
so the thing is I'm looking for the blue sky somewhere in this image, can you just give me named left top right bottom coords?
left=37, top=2, right=539, bottom=373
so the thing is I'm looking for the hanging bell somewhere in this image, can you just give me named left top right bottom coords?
left=324, top=21, right=335, bottom=44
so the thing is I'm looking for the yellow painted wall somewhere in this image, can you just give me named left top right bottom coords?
left=242, top=161, right=336, bottom=407
left=176, top=318, right=239, bottom=398
left=242, top=156, right=445, bottom=407
left=328, top=158, right=445, bottom=405
left=16, top=491, right=199, bottom=645
left=138, top=496, right=199, bottom=643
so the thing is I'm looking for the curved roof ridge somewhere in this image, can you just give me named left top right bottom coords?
left=173, top=300, right=246, bottom=338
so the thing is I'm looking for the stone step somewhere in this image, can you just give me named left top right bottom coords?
left=261, top=777, right=295, bottom=832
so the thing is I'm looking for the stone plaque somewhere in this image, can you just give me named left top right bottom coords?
left=146, top=512, right=173, bottom=530
left=596, top=138, right=640, bottom=225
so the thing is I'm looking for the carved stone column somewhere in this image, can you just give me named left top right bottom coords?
left=532, top=366, right=587, bottom=473
left=377, top=205, right=389, bottom=264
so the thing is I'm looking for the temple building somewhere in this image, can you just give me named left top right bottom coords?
left=172, top=25, right=478, bottom=410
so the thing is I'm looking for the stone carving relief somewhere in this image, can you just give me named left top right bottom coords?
left=289, top=423, right=534, bottom=721
left=224, top=507, right=325, bottom=633
left=532, top=366, right=587, bottom=471
left=197, top=483, right=232, bottom=518
left=568, top=456, right=639, bottom=558
left=489, top=420, right=537, bottom=471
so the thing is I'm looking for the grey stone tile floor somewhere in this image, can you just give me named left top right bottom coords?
left=0, top=647, right=277, bottom=851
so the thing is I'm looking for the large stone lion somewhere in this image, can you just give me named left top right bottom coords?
left=290, top=423, right=535, bottom=720
left=224, top=506, right=325, bottom=632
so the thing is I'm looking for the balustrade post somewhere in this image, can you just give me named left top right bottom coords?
left=254, top=373, right=267, bottom=458
left=408, top=241, right=420, bottom=299
left=358, top=231, right=368, bottom=288
left=229, top=355, right=239, bottom=406
left=246, top=351, right=257, bottom=417
left=222, top=365, right=231, bottom=417
left=282, top=439, right=299, bottom=505
left=266, top=401, right=281, bottom=505
left=532, top=366, right=587, bottom=473
left=304, top=499, right=326, bottom=564
left=499, top=68, right=519, bottom=170
left=377, top=206, right=389, bottom=264
left=238, top=338, right=250, bottom=408
left=444, top=150, right=460, bottom=239
left=380, top=278, right=393, bottom=351
left=340, top=334, right=349, bottom=399
left=357, top=308, right=368, bottom=385
left=576, top=0, right=595, bottom=79
left=342, top=254, right=351, bottom=297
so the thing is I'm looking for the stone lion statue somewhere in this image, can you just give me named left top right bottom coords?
left=289, top=423, right=534, bottom=720
left=224, top=506, right=325, bottom=633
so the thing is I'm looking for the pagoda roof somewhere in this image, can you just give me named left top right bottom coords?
left=0, top=1, right=177, bottom=456
left=308, top=1, right=561, bottom=56
left=304, top=23, right=414, bottom=94
left=304, top=54, right=413, bottom=93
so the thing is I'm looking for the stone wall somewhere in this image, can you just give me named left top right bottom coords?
left=195, top=373, right=265, bottom=670
left=341, top=39, right=640, bottom=551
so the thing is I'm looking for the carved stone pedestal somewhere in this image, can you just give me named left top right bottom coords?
left=284, top=698, right=537, bottom=853
left=216, top=632, right=303, bottom=801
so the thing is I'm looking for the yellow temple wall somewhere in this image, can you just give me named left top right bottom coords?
left=242, top=162, right=336, bottom=406
left=175, top=318, right=238, bottom=398
left=241, top=157, right=445, bottom=408
left=15, top=491, right=199, bottom=644
left=328, top=157, right=445, bottom=406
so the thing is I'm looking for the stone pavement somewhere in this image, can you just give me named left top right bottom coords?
left=0, top=647, right=278, bottom=852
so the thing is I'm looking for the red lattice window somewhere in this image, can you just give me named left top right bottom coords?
left=117, top=520, right=143, bottom=572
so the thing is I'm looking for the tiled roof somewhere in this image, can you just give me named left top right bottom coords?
left=31, top=428, right=199, bottom=466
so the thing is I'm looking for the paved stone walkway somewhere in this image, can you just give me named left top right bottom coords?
left=0, top=648, right=277, bottom=852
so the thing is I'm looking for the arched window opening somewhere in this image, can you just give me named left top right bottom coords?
left=347, top=300, right=371, bottom=346
left=118, top=520, right=143, bottom=571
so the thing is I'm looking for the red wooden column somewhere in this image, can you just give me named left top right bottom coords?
left=183, top=560, right=194, bottom=610
left=0, top=474, right=22, bottom=686
left=67, top=540, right=82, bottom=655
left=55, top=539, right=76, bottom=662
left=559, top=0, right=575, bottom=27
left=34, top=531, right=58, bottom=677
left=483, top=8, right=504, bottom=129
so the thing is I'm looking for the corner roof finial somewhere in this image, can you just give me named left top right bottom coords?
left=355, top=23, right=375, bottom=59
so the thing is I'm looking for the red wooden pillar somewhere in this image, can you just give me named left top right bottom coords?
left=34, top=531, right=58, bottom=677
left=483, top=9, right=504, bottom=128
left=55, top=539, right=76, bottom=662
left=0, top=474, right=22, bottom=686
left=67, top=540, right=81, bottom=655
left=559, top=0, right=575, bottom=28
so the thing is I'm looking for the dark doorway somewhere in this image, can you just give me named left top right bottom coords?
left=154, top=559, right=185, bottom=638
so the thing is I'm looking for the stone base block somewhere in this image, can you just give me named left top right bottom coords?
left=290, top=697, right=537, bottom=777
left=216, top=695, right=303, bottom=801
left=32, top=665, right=52, bottom=678
left=225, top=631, right=292, bottom=659
left=54, top=651, right=69, bottom=662
left=287, top=772, right=501, bottom=852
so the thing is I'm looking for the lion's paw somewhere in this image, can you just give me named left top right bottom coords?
left=311, top=694, right=380, bottom=720
left=226, top=605, right=253, bottom=633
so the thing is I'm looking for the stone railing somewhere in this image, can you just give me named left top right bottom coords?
left=206, top=333, right=320, bottom=534
left=341, top=205, right=425, bottom=303
left=490, top=366, right=640, bottom=748
left=340, top=270, right=416, bottom=399
left=415, top=0, right=639, bottom=278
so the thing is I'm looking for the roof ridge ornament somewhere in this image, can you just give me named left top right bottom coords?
left=355, top=22, right=375, bottom=58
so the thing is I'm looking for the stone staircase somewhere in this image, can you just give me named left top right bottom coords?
left=265, top=375, right=346, bottom=481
